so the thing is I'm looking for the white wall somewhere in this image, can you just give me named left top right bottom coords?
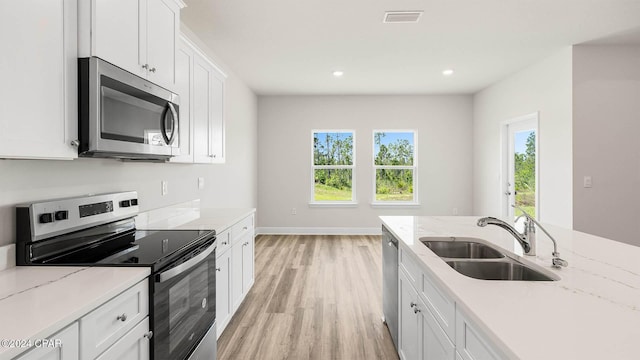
left=573, top=45, right=640, bottom=246
left=0, top=28, right=258, bottom=247
left=257, top=95, right=473, bottom=232
left=472, top=48, right=573, bottom=228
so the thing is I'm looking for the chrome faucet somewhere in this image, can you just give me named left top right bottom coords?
left=477, top=217, right=531, bottom=253
left=477, top=206, right=568, bottom=269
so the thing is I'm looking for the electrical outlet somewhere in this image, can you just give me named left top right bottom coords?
left=291, top=208, right=297, bottom=215
left=584, top=176, right=592, bottom=188
left=198, top=177, right=205, bottom=190
left=161, top=181, right=168, bottom=196
left=452, top=207, right=458, bottom=215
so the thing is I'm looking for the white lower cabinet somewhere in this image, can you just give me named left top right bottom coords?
left=398, top=270, right=420, bottom=360
left=94, top=317, right=150, bottom=360
left=397, top=239, right=503, bottom=360
left=215, top=213, right=256, bottom=338
left=456, top=311, right=502, bottom=360
left=216, top=238, right=232, bottom=335
left=399, top=269, right=455, bottom=360
left=14, top=279, right=149, bottom=360
left=15, top=323, right=79, bottom=360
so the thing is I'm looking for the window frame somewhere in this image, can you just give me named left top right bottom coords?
left=372, top=130, right=419, bottom=206
left=310, top=129, right=357, bottom=206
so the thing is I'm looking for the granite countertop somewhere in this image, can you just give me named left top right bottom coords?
left=380, top=216, right=640, bottom=359
left=0, top=266, right=150, bottom=360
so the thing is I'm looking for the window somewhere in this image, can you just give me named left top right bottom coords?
left=373, top=131, right=417, bottom=203
left=312, top=130, right=355, bottom=203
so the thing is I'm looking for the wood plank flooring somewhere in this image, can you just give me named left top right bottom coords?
left=218, top=234, right=399, bottom=360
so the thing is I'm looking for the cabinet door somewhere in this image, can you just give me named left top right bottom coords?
left=230, top=241, right=244, bottom=310
left=146, top=0, right=179, bottom=91
left=16, top=322, right=79, bottom=360
left=95, top=317, right=150, bottom=360
left=398, top=270, right=420, bottom=360
left=209, top=70, right=225, bottom=163
left=241, top=233, right=255, bottom=293
left=192, top=56, right=213, bottom=164
left=0, top=0, right=77, bottom=159
left=421, top=298, right=455, bottom=360
left=93, top=0, right=145, bottom=78
left=216, top=251, right=231, bottom=338
left=170, top=40, right=193, bottom=163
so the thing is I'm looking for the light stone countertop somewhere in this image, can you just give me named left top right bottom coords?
left=380, top=215, right=640, bottom=360
left=0, top=266, right=150, bottom=360
left=135, top=201, right=255, bottom=232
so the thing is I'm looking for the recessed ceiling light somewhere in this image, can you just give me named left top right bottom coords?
left=442, top=69, right=454, bottom=76
left=333, top=70, right=344, bottom=77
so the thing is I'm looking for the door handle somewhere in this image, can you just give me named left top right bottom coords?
left=504, top=191, right=511, bottom=195
left=161, top=103, right=178, bottom=145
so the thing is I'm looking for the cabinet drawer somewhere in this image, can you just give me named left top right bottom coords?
left=230, top=215, right=254, bottom=243
left=399, top=248, right=422, bottom=291
left=80, top=280, right=149, bottom=359
left=95, top=317, right=150, bottom=360
left=456, top=310, right=502, bottom=360
left=422, top=270, right=456, bottom=342
left=217, top=229, right=231, bottom=255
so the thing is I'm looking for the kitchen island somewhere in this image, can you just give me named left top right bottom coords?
left=381, top=216, right=640, bottom=359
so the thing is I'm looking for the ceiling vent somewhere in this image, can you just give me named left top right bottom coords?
left=383, top=11, right=423, bottom=24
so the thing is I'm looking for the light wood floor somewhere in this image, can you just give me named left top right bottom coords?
left=218, top=234, right=399, bottom=360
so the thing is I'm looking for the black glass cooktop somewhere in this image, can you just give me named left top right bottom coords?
left=28, top=219, right=215, bottom=272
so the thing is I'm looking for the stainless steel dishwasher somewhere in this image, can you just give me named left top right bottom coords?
left=382, top=225, right=399, bottom=350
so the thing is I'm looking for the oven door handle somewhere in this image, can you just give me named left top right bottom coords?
left=157, top=241, right=215, bottom=283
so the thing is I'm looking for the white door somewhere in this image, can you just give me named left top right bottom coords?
left=216, top=251, right=231, bottom=337
left=170, top=41, right=193, bottom=163
left=192, top=57, right=213, bottom=163
left=146, top=0, right=179, bottom=90
left=398, top=271, right=420, bottom=360
left=503, top=114, right=538, bottom=221
left=241, top=233, right=254, bottom=293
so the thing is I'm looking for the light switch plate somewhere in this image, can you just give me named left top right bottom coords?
left=583, top=176, right=592, bottom=188
left=198, top=177, right=205, bottom=190
left=161, top=181, right=168, bottom=195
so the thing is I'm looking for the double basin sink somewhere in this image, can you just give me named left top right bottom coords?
left=421, top=238, right=557, bottom=281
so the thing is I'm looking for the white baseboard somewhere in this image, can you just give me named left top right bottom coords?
left=256, top=227, right=381, bottom=235
left=0, top=244, right=16, bottom=271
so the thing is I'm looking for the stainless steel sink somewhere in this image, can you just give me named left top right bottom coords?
left=446, top=260, right=557, bottom=281
left=421, top=240, right=504, bottom=259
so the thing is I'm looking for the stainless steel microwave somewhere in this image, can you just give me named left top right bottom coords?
left=78, top=57, right=180, bottom=161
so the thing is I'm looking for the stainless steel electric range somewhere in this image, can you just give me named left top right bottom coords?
left=15, top=191, right=217, bottom=360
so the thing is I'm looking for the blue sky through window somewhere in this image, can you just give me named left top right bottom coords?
left=374, top=132, right=414, bottom=154
left=514, top=130, right=534, bottom=154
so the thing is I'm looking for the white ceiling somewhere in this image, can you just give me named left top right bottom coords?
left=182, top=0, right=640, bottom=95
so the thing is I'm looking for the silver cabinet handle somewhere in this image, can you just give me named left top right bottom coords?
left=70, top=139, right=79, bottom=147
left=414, top=307, right=421, bottom=314
left=116, top=314, right=127, bottom=322
left=209, top=154, right=217, bottom=158
left=216, top=267, right=221, bottom=272
left=221, top=241, right=228, bottom=245
left=243, top=226, right=248, bottom=230
left=410, top=302, right=417, bottom=308
left=143, top=331, right=153, bottom=339
left=387, top=241, right=393, bottom=247
left=150, top=67, right=156, bottom=73
left=142, top=64, right=149, bottom=70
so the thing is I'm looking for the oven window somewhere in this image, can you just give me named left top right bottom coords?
left=153, top=246, right=216, bottom=360
left=168, top=263, right=209, bottom=353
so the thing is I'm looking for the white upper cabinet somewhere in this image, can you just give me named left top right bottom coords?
left=79, top=0, right=184, bottom=91
left=0, top=0, right=78, bottom=160
left=171, top=36, right=227, bottom=164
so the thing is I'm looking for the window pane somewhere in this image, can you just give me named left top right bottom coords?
left=314, top=169, right=353, bottom=201
left=376, top=169, right=413, bottom=201
left=314, top=132, right=354, bottom=165
left=374, top=132, right=414, bottom=166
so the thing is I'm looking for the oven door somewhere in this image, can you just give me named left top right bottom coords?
left=152, top=238, right=216, bottom=360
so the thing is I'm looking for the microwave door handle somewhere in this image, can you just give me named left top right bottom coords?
left=160, top=103, right=177, bottom=145
left=157, top=241, right=215, bottom=283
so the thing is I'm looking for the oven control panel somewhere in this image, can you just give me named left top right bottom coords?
left=18, top=191, right=140, bottom=242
